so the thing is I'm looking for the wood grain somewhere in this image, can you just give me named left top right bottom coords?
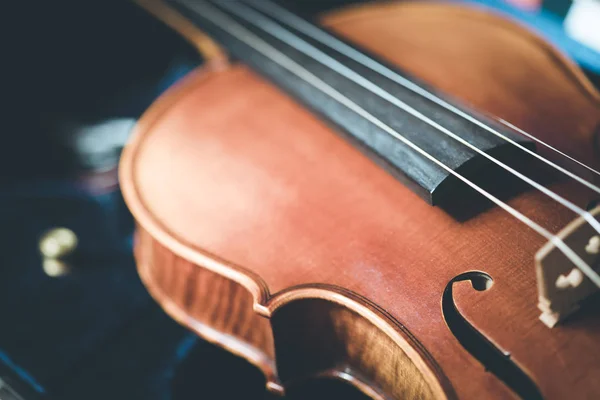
left=272, top=296, right=442, bottom=399
left=135, top=226, right=279, bottom=389
left=121, top=1, right=600, bottom=398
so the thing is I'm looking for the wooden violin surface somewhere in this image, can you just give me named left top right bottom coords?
left=120, top=1, right=600, bottom=399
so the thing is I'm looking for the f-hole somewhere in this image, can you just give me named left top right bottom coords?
left=442, top=271, right=543, bottom=400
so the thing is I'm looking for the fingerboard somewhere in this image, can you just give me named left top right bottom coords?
left=167, top=0, right=533, bottom=211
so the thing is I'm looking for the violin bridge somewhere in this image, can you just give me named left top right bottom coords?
left=535, top=206, right=600, bottom=328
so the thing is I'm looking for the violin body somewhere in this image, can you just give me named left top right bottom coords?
left=120, top=1, right=600, bottom=399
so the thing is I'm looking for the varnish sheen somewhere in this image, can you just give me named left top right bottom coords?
left=120, top=1, right=600, bottom=398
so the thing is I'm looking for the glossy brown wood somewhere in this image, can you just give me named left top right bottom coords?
left=120, top=1, right=600, bottom=399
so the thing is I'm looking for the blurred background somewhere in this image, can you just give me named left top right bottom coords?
left=1, top=0, right=599, bottom=399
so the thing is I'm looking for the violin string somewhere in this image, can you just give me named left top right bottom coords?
left=180, top=0, right=600, bottom=287
left=245, top=0, right=600, bottom=181
left=217, top=0, right=600, bottom=235
left=497, top=117, right=600, bottom=176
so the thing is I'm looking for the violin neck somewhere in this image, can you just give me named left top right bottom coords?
left=167, top=0, right=533, bottom=212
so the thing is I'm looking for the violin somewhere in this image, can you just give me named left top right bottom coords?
left=119, top=0, right=600, bottom=398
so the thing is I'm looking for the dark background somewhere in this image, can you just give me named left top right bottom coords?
left=1, top=0, right=598, bottom=399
